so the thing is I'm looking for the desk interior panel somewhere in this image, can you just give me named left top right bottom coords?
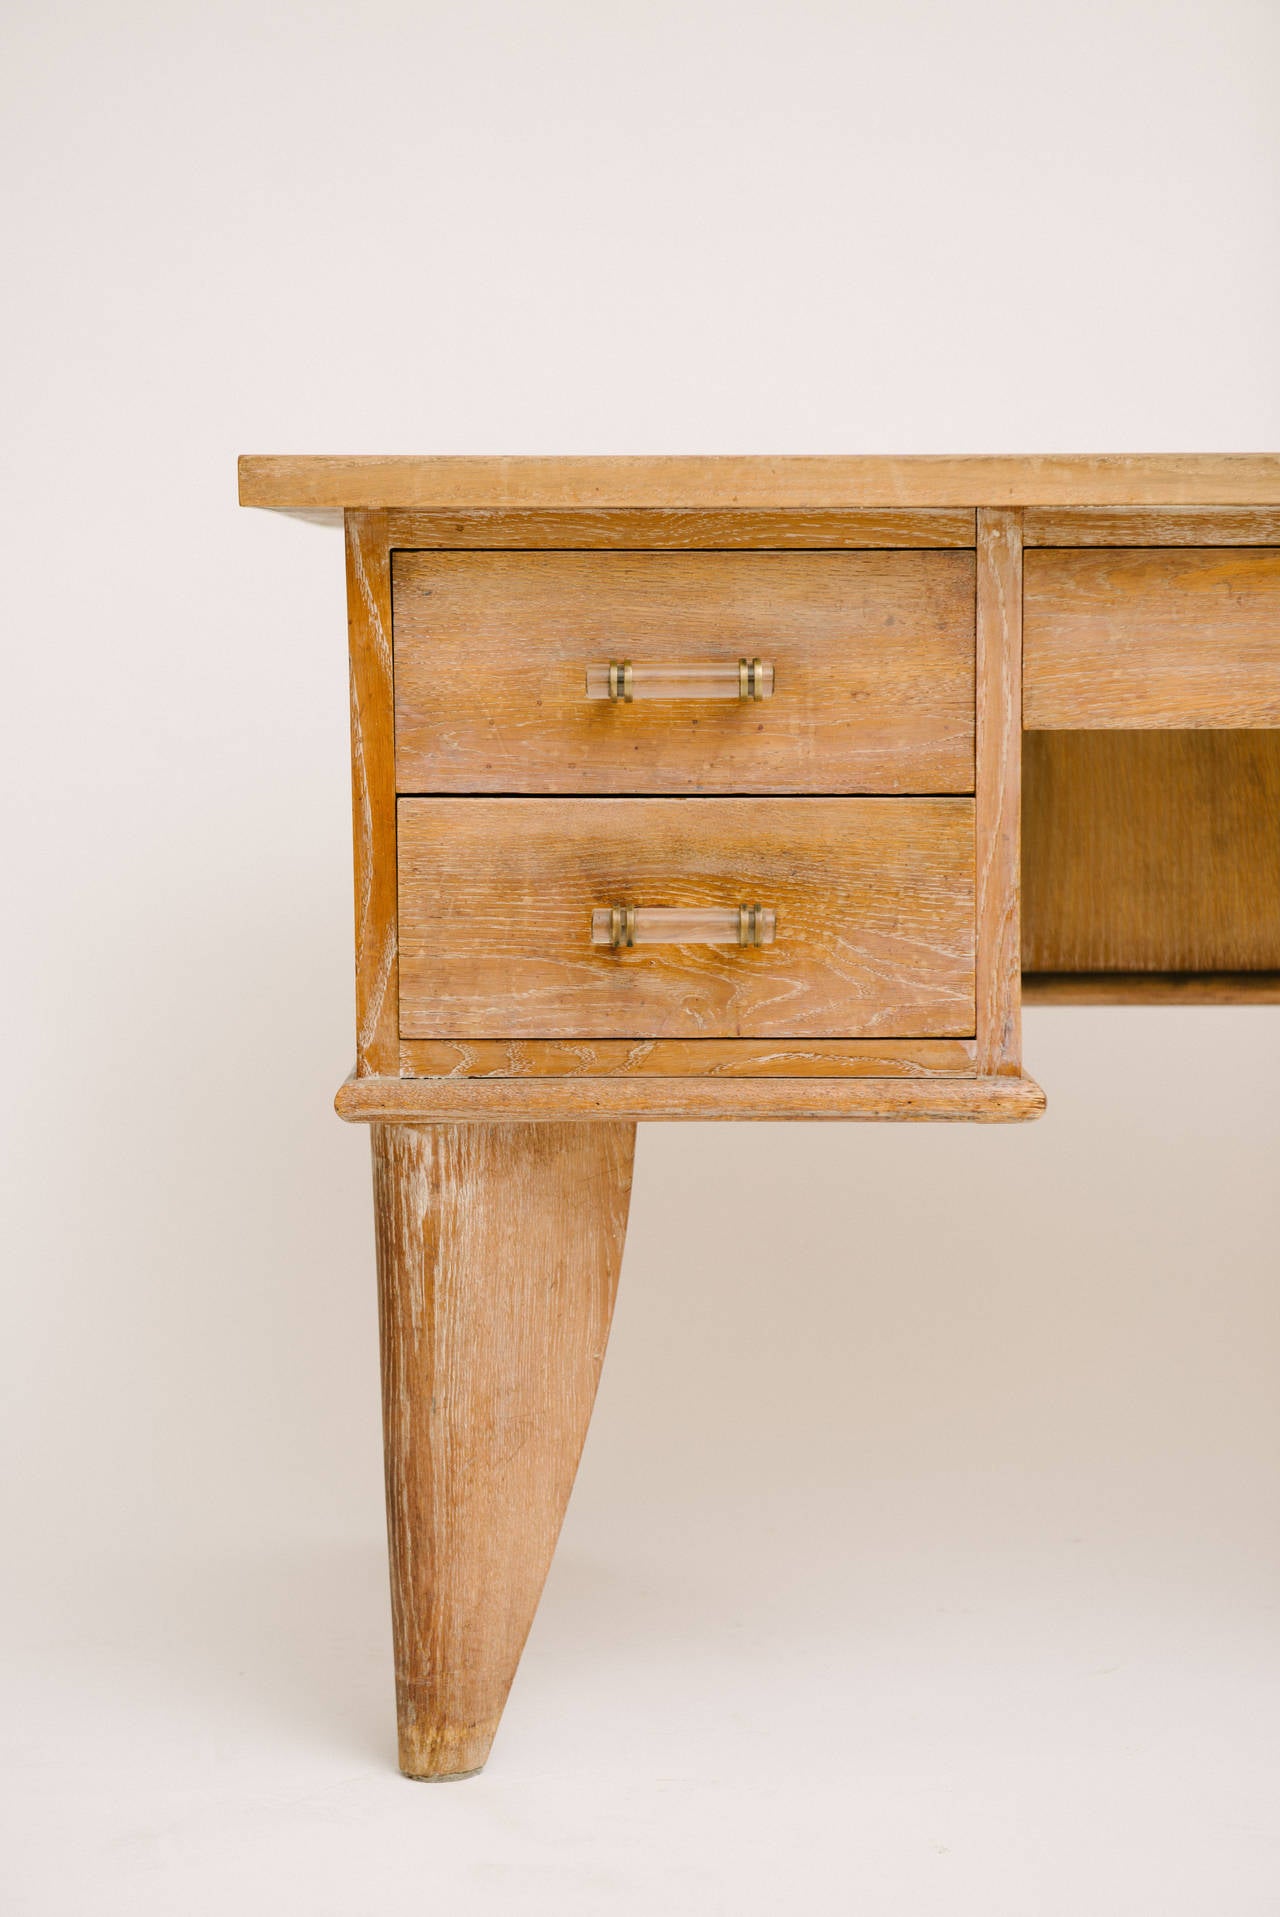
left=1021, top=731, right=1280, bottom=975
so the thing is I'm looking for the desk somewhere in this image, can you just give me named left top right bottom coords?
left=240, top=455, right=1280, bottom=1777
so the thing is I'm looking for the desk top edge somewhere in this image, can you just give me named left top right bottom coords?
left=238, top=454, right=1280, bottom=512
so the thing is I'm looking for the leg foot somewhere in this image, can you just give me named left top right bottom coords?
left=371, top=1121, right=635, bottom=1778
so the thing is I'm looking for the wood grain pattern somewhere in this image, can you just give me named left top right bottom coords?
left=974, top=509, right=1023, bottom=1074
left=392, top=551, right=976, bottom=795
left=1022, top=731, right=1280, bottom=973
left=1024, top=548, right=1280, bottom=727
left=373, top=1120, right=633, bottom=1777
left=345, top=511, right=398, bottom=1074
left=240, top=453, right=1280, bottom=512
left=398, top=1037, right=977, bottom=1078
left=396, top=797, right=976, bottom=1041
left=385, top=507, right=976, bottom=548
left=1024, top=972, right=1280, bottom=1004
left=342, top=1072, right=1045, bottom=1123
left=1025, top=507, right=1280, bottom=546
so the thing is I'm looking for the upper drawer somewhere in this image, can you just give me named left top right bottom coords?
left=392, top=550, right=975, bottom=794
left=1024, top=547, right=1280, bottom=727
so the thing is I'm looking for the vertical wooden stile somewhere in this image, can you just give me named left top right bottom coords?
left=974, top=507, right=1024, bottom=1074
left=345, top=510, right=399, bottom=1075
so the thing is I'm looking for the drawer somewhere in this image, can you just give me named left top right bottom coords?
left=392, top=551, right=975, bottom=794
left=397, top=797, right=975, bottom=1040
left=1024, top=547, right=1280, bottom=726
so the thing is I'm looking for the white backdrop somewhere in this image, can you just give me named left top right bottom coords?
left=3, top=3, right=1280, bottom=1911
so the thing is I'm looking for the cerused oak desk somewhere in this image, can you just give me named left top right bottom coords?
left=239, top=454, right=1280, bottom=1779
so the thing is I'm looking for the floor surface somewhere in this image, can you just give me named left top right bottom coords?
left=5, top=1012, right=1280, bottom=1913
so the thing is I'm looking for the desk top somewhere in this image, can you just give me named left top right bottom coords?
left=238, top=454, right=1280, bottom=513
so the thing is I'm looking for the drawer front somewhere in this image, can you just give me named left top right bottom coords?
left=397, top=798, right=975, bottom=1040
left=1025, top=547, right=1280, bottom=726
left=392, top=551, right=975, bottom=794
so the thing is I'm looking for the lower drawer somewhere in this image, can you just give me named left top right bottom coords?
left=397, top=798, right=975, bottom=1040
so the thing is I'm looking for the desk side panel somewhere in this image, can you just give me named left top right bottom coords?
left=346, top=511, right=399, bottom=1075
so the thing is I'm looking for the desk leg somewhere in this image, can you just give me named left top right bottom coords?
left=371, top=1120, right=635, bottom=1779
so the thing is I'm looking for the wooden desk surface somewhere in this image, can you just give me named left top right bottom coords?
left=240, top=452, right=1280, bottom=511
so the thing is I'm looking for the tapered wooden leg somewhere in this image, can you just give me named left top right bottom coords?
left=371, top=1120, right=635, bottom=1779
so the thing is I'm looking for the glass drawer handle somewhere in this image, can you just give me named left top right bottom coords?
left=585, top=659, right=774, bottom=702
left=591, top=905, right=776, bottom=948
